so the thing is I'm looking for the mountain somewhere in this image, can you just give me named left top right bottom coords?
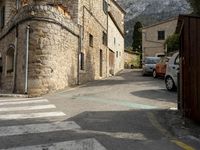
left=116, top=0, right=192, bottom=48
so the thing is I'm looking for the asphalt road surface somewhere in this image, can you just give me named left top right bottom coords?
left=0, top=69, right=199, bottom=150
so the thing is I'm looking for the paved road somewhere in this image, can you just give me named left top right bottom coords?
left=0, top=69, right=199, bottom=150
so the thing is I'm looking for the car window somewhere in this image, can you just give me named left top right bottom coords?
left=145, top=58, right=160, bottom=64
left=175, top=55, right=179, bottom=65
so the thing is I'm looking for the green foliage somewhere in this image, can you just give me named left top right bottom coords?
left=164, top=34, right=180, bottom=54
left=187, top=0, right=200, bottom=15
left=132, top=22, right=143, bottom=52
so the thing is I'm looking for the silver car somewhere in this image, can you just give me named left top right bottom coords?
left=165, top=52, right=179, bottom=91
left=142, top=57, right=160, bottom=75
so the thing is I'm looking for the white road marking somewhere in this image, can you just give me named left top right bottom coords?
left=0, top=99, right=49, bottom=106
left=0, top=121, right=80, bottom=137
left=0, top=112, right=66, bottom=120
left=0, top=97, right=44, bottom=103
left=0, top=104, right=56, bottom=112
left=2, top=138, right=107, bottom=150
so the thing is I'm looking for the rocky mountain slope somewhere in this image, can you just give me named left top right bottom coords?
left=116, top=0, right=192, bottom=48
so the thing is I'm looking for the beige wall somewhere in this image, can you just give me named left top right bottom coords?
left=108, top=15, right=124, bottom=74
left=142, top=18, right=178, bottom=58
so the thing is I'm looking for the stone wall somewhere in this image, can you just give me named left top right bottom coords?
left=0, top=4, right=79, bottom=96
left=109, top=0, right=125, bottom=34
left=124, top=51, right=140, bottom=69
left=78, top=0, right=109, bottom=83
left=0, top=29, right=16, bottom=92
left=79, top=7, right=109, bottom=83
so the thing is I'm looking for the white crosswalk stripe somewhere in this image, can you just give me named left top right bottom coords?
left=0, top=104, right=56, bottom=112
left=0, top=97, right=107, bottom=150
left=0, top=111, right=66, bottom=120
left=0, top=121, right=81, bottom=137
left=2, top=138, right=107, bottom=150
left=0, top=99, right=49, bottom=106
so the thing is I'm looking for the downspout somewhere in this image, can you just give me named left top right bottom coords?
left=106, top=4, right=109, bottom=77
left=77, top=25, right=82, bottom=85
left=24, top=25, right=30, bottom=94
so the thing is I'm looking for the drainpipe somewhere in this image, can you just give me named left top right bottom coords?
left=24, top=25, right=30, bottom=94
left=77, top=25, right=83, bottom=85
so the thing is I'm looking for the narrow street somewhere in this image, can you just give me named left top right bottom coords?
left=0, top=70, right=199, bottom=150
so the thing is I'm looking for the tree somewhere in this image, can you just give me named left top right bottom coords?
left=164, top=34, right=180, bottom=54
left=187, top=0, right=200, bottom=15
left=132, top=22, right=142, bottom=52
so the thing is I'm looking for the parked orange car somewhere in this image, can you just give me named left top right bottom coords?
left=153, top=57, right=170, bottom=78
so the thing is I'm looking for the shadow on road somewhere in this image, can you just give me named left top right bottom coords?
left=80, top=70, right=162, bottom=87
left=131, top=89, right=177, bottom=103
left=66, top=109, right=200, bottom=150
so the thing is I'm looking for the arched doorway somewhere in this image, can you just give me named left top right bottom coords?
left=6, top=46, right=15, bottom=75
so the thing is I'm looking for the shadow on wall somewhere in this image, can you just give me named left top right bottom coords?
left=67, top=63, right=76, bottom=86
left=80, top=50, right=96, bottom=84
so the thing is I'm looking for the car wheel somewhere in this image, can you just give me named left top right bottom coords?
left=153, top=70, right=157, bottom=78
left=165, top=76, right=175, bottom=91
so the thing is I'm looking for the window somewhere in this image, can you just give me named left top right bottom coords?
left=102, top=32, right=107, bottom=46
left=103, top=0, right=108, bottom=14
left=89, top=34, right=93, bottom=47
left=6, top=47, right=15, bottom=74
left=175, top=55, right=179, bottom=65
left=116, top=51, right=118, bottom=58
left=0, top=6, right=5, bottom=29
left=114, top=37, right=116, bottom=45
left=80, top=52, right=84, bottom=70
left=158, top=31, right=165, bottom=40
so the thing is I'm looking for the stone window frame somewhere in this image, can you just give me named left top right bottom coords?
left=158, top=30, right=165, bottom=40
left=89, top=33, right=93, bottom=47
left=5, top=45, right=15, bottom=76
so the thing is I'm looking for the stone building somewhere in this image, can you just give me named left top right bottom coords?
left=0, top=0, right=124, bottom=96
left=142, top=17, right=178, bottom=58
left=108, top=0, right=125, bottom=75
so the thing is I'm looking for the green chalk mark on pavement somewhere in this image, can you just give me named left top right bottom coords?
left=76, top=96, right=157, bottom=109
